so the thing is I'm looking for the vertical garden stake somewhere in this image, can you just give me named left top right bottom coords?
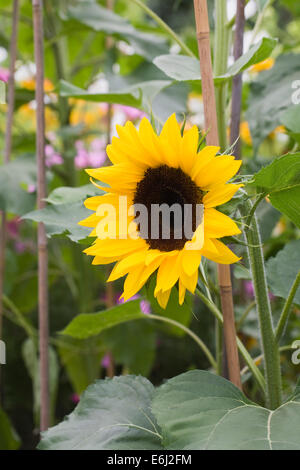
left=32, top=0, right=49, bottom=431
left=105, top=0, right=115, bottom=378
left=0, top=0, right=19, bottom=394
left=193, top=0, right=242, bottom=389
left=230, top=0, right=245, bottom=158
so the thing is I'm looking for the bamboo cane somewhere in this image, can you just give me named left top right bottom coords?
left=230, top=0, right=245, bottom=158
left=0, top=0, right=20, bottom=397
left=32, top=0, right=49, bottom=431
left=193, top=0, right=242, bottom=390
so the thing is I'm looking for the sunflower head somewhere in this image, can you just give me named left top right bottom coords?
left=79, top=114, right=242, bottom=308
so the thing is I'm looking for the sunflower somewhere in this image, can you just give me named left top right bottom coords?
left=79, top=114, right=242, bottom=308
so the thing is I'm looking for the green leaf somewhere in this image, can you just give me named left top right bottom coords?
left=102, top=321, right=156, bottom=376
left=38, top=375, right=162, bottom=450
left=224, top=37, right=277, bottom=78
left=153, top=370, right=300, bottom=450
left=38, top=370, right=300, bottom=450
left=58, top=336, right=105, bottom=395
left=0, top=154, right=36, bottom=215
left=65, top=1, right=168, bottom=61
left=280, top=104, right=300, bottom=134
left=266, top=240, right=300, bottom=305
left=22, top=201, right=93, bottom=242
left=247, top=54, right=300, bottom=148
left=62, top=299, right=145, bottom=339
left=59, top=79, right=142, bottom=108
left=45, top=184, right=101, bottom=205
left=59, top=79, right=172, bottom=117
left=153, top=37, right=277, bottom=83
left=153, top=55, right=200, bottom=82
left=0, top=408, right=20, bottom=450
left=250, top=152, right=300, bottom=228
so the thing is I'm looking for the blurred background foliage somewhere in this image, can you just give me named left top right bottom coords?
left=0, top=0, right=299, bottom=449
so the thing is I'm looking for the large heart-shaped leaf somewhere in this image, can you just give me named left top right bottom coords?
left=153, top=370, right=300, bottom=450
left=266, top=239, right=300, bottom=305
left=39, top=371, right=300, bottom=450
left=250, top=152, right=300, bottom=228
left=38, top=375, right=162, bottom=450
left=22, top=201, right=93, bottom=242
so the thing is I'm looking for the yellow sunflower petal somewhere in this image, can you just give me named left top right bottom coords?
left=179, top=125, right=199, bottom=174
left=107, top=249, right=148, bottom=282
left=205, top=208, right=241, bottom=238
left=178, top=280, right=186, bottom=305
left=122, top=256, right=162, bottom=301
left=191, top=146, right=220, bottom=180
left=195, top=156, right=242, bottom=189
left=84, top=237, right=146, bottom=257
left=155, top=288, right=172, bottom=309
left=179, top=268, right=198, bottom=293
left=155, top=252, right=180, bottom=293
left=181, top=248, right=202, bottom=276
left=203, top=183, right=243, bottom=208
left=159, top=113, right=182, bottom=167
left=84, top=195, right=105, bottom=210
left=202, top=239, right=241, bottom=264
left=78, top=213, right=100, bottom=227
left=92, top=255, right=121, bottom=265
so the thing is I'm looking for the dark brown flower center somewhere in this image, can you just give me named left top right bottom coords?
left=133, top=165, right=203, bottom=251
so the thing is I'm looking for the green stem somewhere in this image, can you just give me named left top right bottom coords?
left=275, top=271, right=300, bottom=342
left=241, top=345, right=293, bottom=377
left=213, top=0, right=230, bottom=151
left=246, top=192, right=266, bottom=227
left=240, top=200, right=282, bottom=409
left=130, top=0, right=195, bottom=58
left=195, top=288, right=266, bottom=392
left=146, top=313, right=217, bottom=370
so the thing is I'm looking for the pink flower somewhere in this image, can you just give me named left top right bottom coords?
left=244, top=280, right=276, bottom=301
left=88, top=150, right=106, bottom=168
left=116, top=104, right=146, bottom=121
left=27, top=184, right=36, bottom=193
left=0, top=68, right=9, bottom=83
left=15, top=241, right=27, bottom=254
left=101, top=353, right=111, bottom=369
left=7, top=217, right=22, bottom=238
left=45, top=144, right=63, bottom=167
left=244, top=281, right=254, bottom=298
left=140, top=299, right=151, bottom=315
left=70, top=393, right=80, bottom=404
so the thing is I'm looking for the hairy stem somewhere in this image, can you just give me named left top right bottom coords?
left=195, top=289, right=265, bottom=392
left=240, top=199, right=282, bottom=409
